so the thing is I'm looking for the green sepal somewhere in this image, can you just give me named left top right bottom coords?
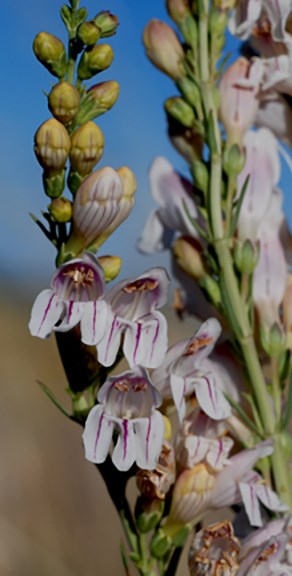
left=191, top=160, right=209, bottom=193
left=60, top=4, right=73, bottom=29
left=180, top=15, right=197, bottom=49
left=56, top=242, right=76, bottom=266
left=43, top=169, right=65, bottom=198
left=76, top=7, right=88, bottom=27
left=229, top=175, right=250, bottom=237
left=150, top=529, right=172, bottom=559
left=172, top=524, right=191, bottom=547
left=199, top=275, right=221, bottom=308
left=37, top=380, right=72, bottom=418
left=67, top=169, right=85, bottom=195
left=136, top=501, right=164, bottom=533
left=183, top=200, right=208, bottom=240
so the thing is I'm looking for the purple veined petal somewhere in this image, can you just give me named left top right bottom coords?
left=239, top=476, right=263, bottom=527
left=97, top=314, right=124, bottom=367
left=83, top=405, right=114, bottom=463
left=80, top=300, right=110, bottom=345
left=195, top=372, right=232, bottom=420
left=112, top=419, right=136, bottom=471
left=123, top=312, right=168, bottom=369
left=206, top=437, right=234, bottom=471
left=171, top=373, right=188, bottom=422
left=151, top=339, right=188, bottom=396
left=255, top=474, right=289, bottom=513
left=137, top=208, right=174, bottom=254
left=29, top=289, right=63, bottom=339
left=183, top=435, right=209, bottom=468
left=55, top=301, right=84, bottom=332
left=173, top=318, right=222, bottom=378
left=134, top=411, right=165, bottom=470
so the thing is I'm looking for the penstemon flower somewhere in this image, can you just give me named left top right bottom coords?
left=152, top=318, right=232, bottom=421
left=29, top=253, right=109, bottom=343
left=138, top=156, right=198, bottom=254
left=83, top=366, right=165, bottom=471
left=85, top=267, right=170, bottom=368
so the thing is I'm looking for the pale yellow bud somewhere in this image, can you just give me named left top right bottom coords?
left=48, top=197, right=73, bottom=222
left=34, top=118, right=70, bottom=172
left=69, top=121, right=104, bottom=175
left=173, top=236, right=207, bottom=279
left=48, top=81, right=80, bottom=124
left=97, top=255, right=122, bottom=282
left=116, top=166, right=137, bottom=198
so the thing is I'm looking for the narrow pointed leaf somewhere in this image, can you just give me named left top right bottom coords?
left=182, top=200, right=208, bottom=239
left=229, top=175, right=250, bottom=236
left=37, top=380, right=71, bottom=418
left=225, top=393, right=264, bottom=439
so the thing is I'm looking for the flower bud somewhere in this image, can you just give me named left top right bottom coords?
left=150, top=529, right=172, bottom=559
left=143, top=19, right=185, bottom=80
left=223, top=143, right=245, bottom=176
left=33, top=32, right=67, bottom=78
left=180, top=15, right=198, bottom=48
left=74, top=81, right=119, bottom=124
left=209, top=9, right=228, bottom=36
left=65, top=166, right=135, bottom=255
left=165, top=97, right=195, bottom=127
left=191, top=160, right=209, bottom=193
left=219, top=57, right=263, bottom=145
left=214, top=0, right=236, bottom=8
left=48, top=81, right=80, bottom=124
left=77, top=21, right=101, bottom=46
left=135, top=498, right=164, bottom=533
left=97, top=255, right=122, bottom=282
left=260, top=321, right=287, bottom=358
left=174, top=236, right=207, bottom=280
left=77, top=44, right=114, bottom=80
left=69, top=121, right=104, bottom=175
left=168, top=119, right=203, bottom=163
left=177, top=77, right=202, bottom=113
left=48, top=197, right=73, bottom=222
left=234, top=239, right=259, bottom=274
left=199, top=275, right=221, bottom=307
left=94, top=11, right=119, bottom=37
left=34, top=118, right=70, bottom=172
left=166, top=0, right=190, bottom=24
left=116, top=166, right=137, bottom=199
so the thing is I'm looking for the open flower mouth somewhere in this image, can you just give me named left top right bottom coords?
left=123, top=277, right=159, bottom=293
left=183, top=335, right=214, bottom=356
left=52, top=257, right=105, bottom=301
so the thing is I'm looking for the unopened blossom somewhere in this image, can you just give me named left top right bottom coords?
left=188, top=521, right=241, bottom=576
left=143, top=19, right=185, bottom=80
left=152, top=318, right=232, bottom=421
left=138, top=156, right=198, bottom=254
left=219, top=57, right=264, bottom=144
left=237, top=517, right=292, bottom=575
left=88, top=267, right=169, bottom=369
left=164, top=440, right=286, bottom=532
left=29, top=253, right=108, bottom=344
left=83, top=366, right=165, bottom=471
left=65, top=165, right=136, bottom=256
left=229, top=0, right=292, bottom=43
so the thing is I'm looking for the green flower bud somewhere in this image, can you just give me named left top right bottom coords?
left=94, top=11, right=119, bottom=37
left=209, top=9, right=228, bottom=35
left=191, top=160, right=209, bottom=193
left=48, top=197, right=73, bottom=222
left=43, top=169, right=65, bottom=198
left=77, top=44, right=114, bottom=80
left=69, top=121, right=104, bottom=175
left=48, top=81, right=80, bottom=124
left=177, top=77, right=202, bottom=115
left=234, top=239, right=259, bottom=275
left=150, top=529, right=172, bottom=559
left=223, top=144, right=245, bottom=176
left=180, top=15, right=197, bottom=48
left=199, top=275, right=221, bottom=307
left=260, top=322, right=287, bottom=358
left=67, top=170, right=85, bottom=195
left=34, top=118, right=70, bottom=172
left=77, top=21, right=101, bottom=46
left=97, top=255, right=122, bottom=282
left=74, top=81, right=119, bottom=124
left=33, top=32, right=67, bottom=78
left=165, top=97, right=195, bottom=127
left=166, top=0, right=190, bottom=23
left=135, top=498, right=164, bottom=534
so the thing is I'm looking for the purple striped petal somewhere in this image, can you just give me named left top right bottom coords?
left=55, top=301, right=84, bottom=332
left=123, top=312, right=167, bottom=368
left=83, top=405, right=114, bottom=463
left=195, top=373, right=231, bottom=420
left=239, top=474, right=263, bottom=527
left=171, top=374, right=188, bottom=422
left=134, top=412, right=165, bottom=470
left=29, top=289, right=63, bottom=338
left=97, top=314, right=124, bottom=367
left=112, top=419, right=136, bottom=471
left=80, top=300, right=109, bottom=345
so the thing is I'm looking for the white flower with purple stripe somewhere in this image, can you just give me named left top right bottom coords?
left=151, top=318, right=231, bottom=421
left=83, top=367, right=165, bottom=471
left=29, top=253, right=109, bottom=344
left=85, top=267, right=169, bottom=368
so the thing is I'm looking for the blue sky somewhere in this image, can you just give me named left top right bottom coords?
left=1, top=1, right=291, bottom=292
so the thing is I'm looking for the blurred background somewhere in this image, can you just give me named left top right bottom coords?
left=0, top=1, right=291, bottom=574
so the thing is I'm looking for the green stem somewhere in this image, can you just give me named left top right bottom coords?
left=271, top=435, right=292, bottom=506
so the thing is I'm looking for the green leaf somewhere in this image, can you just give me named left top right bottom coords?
left=281, top=370, right=292, bottom=431
left=37, top=380, right=72, bottom=418
left=182, top=200, right=208, bottom=240
left=29, top=213, right=55, bottom=244
left=60, top=4, right=72, bottom=29
left=76, top=7, right=88, bottom=26
left=120, top=542, right=132, bottom=576
left=225, top=393, right=264, bottom=439
left=229, top=175, right=250, bottom=237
